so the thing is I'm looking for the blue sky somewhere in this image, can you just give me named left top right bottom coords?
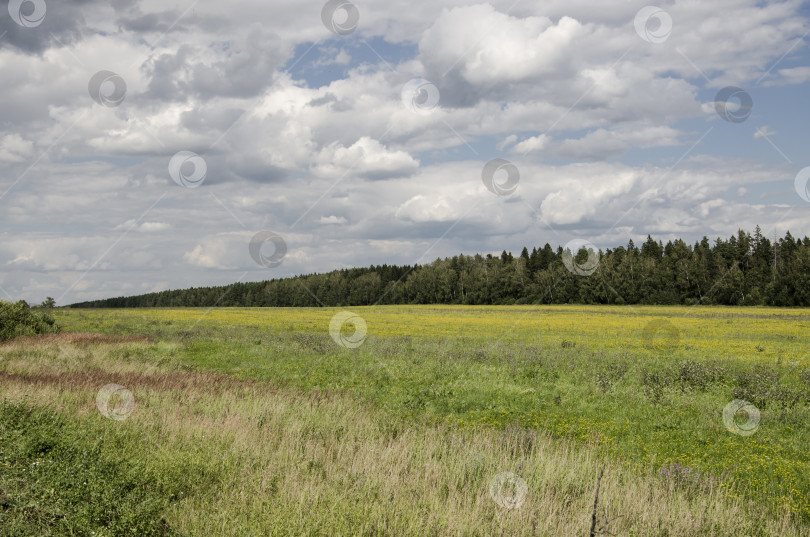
left=0, top=0, right=809, bottom=304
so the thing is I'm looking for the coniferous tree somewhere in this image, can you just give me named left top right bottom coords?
left=69, top=228, right=810, bottom=308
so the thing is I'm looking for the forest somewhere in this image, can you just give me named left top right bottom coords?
left=69, top=227, right=810, bottom=308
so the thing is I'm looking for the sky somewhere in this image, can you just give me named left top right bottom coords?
left=1, top=0, right=810, bottom=305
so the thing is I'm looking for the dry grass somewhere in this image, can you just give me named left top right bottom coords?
left=0, top=332, right=152, bottom=347
left=0, top=335, right=805, bottom=536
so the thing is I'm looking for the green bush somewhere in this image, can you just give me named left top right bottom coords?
left=0, top=300, right=60, bottom=342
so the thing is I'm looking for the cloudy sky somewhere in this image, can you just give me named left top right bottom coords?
left=1, top=0, right=809, bottom=304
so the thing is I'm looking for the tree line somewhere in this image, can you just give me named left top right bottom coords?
left=69, top=227, right=810, bottom=308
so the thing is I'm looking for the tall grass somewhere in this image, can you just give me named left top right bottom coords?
left=0, top=335, right=806, bottom=536
left=50, top=306, right=810, bottom=520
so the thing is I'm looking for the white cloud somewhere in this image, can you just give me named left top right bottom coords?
left=754, top=126, right=776, bottom=139
left=183, top=243, right=232, bottom=270
left=0, top=135, right=35, bottom=163
left=420, top=6, right=584, bottom=87
left=512, top=134, right=550, bottom=154
left=0, top=0, right=808, bottom=303
left=319, top=215, right=347, bottom=224
left=139, top=222, right=171, bottom=232
left=762, top=66, right=810, bottom=87
left=313, top=136, right=419, bottom=179
left=395, top=194, right=459, bottom=224
left=335, top=49, right=352, bottom=65
left=496, top=134, right=517, bottom=151
left=699, top=199, right=729, bottom=218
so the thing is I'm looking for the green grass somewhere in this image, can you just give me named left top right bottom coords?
left=50, top=306, right=810, bottom=520
left=0, top=401, right=186, bottom=536
left=1, top=305, right=809, bottom=535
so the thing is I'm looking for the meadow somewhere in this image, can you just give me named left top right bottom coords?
left=1, top=305, right=809, bottom=536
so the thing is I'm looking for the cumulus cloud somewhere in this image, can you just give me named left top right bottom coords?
left=313, top=137, right=419, bottom=179
left=762, top=66, right=810, bottom=87
left=0, top=134, right=35, bottom=163
left=419, top=5, right=585, bottom=106
left=0, top=0, right=807, bottom=304
left=512, top=134, right=550, bottom=154
left=184, top=244, right=226, bottom=269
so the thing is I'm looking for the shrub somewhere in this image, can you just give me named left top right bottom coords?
left=672, top=360, right=728, bottom=392
left=641, top=369, right=670, bottom=403
left=595, top=360, right=629, bottom=393
left=0, top=300, right=60, bottom=342
left=800, top=369, right=810, bottom=390
left=731, top=365, right=803, bottom=413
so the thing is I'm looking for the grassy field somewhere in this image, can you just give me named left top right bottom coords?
left=1, top=305, right=809, bottom=535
